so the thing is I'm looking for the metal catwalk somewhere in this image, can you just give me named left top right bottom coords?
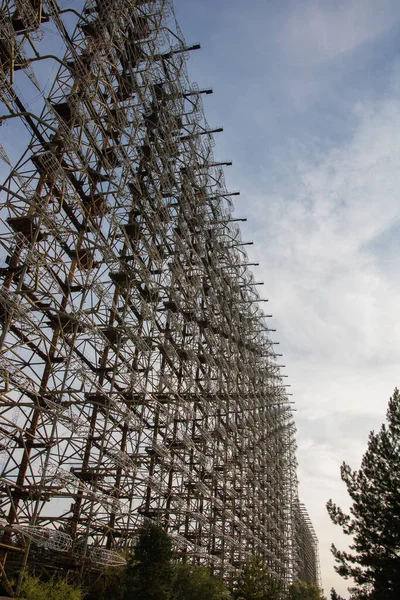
left=0, top=0, right=318, bottom=591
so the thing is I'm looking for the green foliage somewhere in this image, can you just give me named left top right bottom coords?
left=234, top=555, right=282, bottom=600
left=171, top=563, right=231, bottom=600
left=19, top=572, right=83, bottom=600
left=85, top=523, right=174, bottom=600
left=124, top=521, right=174, bottom=600
left=288, top=580, right=326, bottom=600
left=326, top=388, right=400, bottom=599
left=85, top=523, right=231, bottom=600
left=84, top=565, right=126, bottom=600
left=330, top=590, right=346, bottom=600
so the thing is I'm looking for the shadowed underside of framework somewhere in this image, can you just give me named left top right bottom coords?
left=0, top=0, right=318, bottom=591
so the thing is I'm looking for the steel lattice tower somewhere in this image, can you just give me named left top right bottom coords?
left=0, top=0, right=318, bottom=593
left=295, top=504, right=322, bottom=588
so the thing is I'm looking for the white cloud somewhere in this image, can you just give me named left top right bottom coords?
left=243, top=88, right=400, bottom=360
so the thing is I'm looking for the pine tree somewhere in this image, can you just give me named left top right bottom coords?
left=234, top=555, right=282, bottom=600
left=288, top=580, right=326, bottom=600
left=171, top=563, right=231, bottom=600
left=326, top=388, right=400, bottom=600
left=124, top=521, right=174, bottom=600
left=330, top=590, right=346, bottom=600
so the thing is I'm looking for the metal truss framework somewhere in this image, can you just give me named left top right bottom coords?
left=295, top=504, right=321, bottom=587
left=0, top=0, right=319, bottom=591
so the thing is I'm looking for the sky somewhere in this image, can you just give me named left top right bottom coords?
left=173, top=0, right=400, bottom=596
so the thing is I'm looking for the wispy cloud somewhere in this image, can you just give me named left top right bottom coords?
left=246, top=87, right=400, bottom=359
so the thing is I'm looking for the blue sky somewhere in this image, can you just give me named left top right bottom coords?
left=174, top=0, right=400, bottom=595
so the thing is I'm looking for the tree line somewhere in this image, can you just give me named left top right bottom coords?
left=15, top=520, right=324, bottom=600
